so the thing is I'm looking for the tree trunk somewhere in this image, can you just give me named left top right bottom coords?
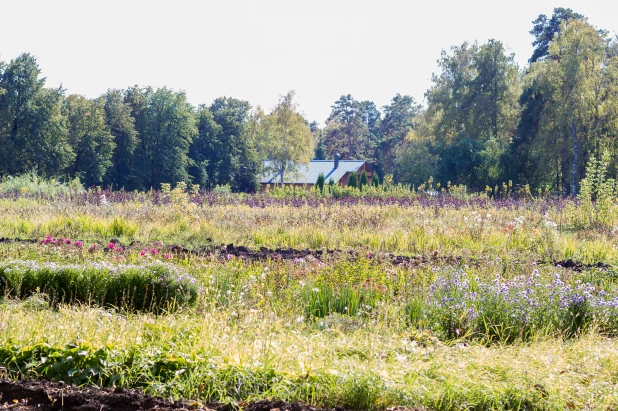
left=571, top=120, right=578, bottom=197
left=279, top=164, right=284, bottom=188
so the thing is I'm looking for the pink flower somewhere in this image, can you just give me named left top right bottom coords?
left=116, top=246, right=124, bottom=253
left=108, top=242, right=115, bottom=249
left=63, top=238, right=72, bottom=245
left=140, top=250, right=146, bottom=256
left=164, top=254, right=171, bottom=259
left=151, top=248, right=159, bottom=255
left=74, top=241, right=83, bottom=249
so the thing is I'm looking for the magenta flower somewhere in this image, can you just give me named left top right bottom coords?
left=108, top=242, right=115, bottom=249
left=74, top=241, right=83, bottom=249
left=164, top=253, right=171, bottom=259
left=151, top=248, right=159, bottom=255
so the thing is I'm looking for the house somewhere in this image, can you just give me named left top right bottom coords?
left=260, top=153, right=374, bottom=189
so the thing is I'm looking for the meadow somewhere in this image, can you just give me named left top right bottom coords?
left=1, top=185, right=618, bottom=410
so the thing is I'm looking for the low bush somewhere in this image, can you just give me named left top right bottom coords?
left=0, top=261, right=198, bottom=313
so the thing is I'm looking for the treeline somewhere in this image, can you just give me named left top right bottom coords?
left=0, top=64, right=262, bottom=191
left=315, top=8, right=618, bottom=195
left=1, top=8, right=617, bottom=194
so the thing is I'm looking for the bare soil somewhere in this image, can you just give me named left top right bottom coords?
left=0, top=379, right=345, bottom=411
left=0, top=237, right=611, bottom=271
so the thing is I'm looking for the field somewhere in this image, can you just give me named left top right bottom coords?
left=1, top=188, right=618, bottom=410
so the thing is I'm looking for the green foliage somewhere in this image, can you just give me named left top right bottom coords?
left=0, top=261, right=198, bottom=313
left=0, top=54, right=73, bottom=177
left=359, top=170, right=368, bottom=191
left=302, top=282, right=382, bottom=319
left=209, top=97, right=260, bottom=192
left=102, top=90, right=138, bottom=190
left=347, top=173, right=358, bottom=189
left=251, top=91, right=314, bottom=187
left=188, top=105, right=221, bottom=188
left=323, top=95, right=376, bottom=160
left=371, top=173, right=379, bottom=187
left=64, top=95, right=115, bottom=186
left=130, top=87, right=197, bottom=190
left=529, top=7, right=585, bottom=63
left=316, top=173, right=325, bottom=193
left=577, top=151, right=618, bottom=227
left=0, top=172, right=83, bottom=196
left=375, top=94, right=420, bottom=177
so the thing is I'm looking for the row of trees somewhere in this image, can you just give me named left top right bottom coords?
left=0, top=57, right=266, bottom=191
left=0, top=53, right=415, bottom=191
left=396, top=9, right=618, bottom=194
left=1, top=8, right=617, bottom=194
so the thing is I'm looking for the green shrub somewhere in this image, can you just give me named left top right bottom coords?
left=359, top=170, right=368, bottom=191
left=0, top=172, right=84, bottom=196
left=347, top=173, right=358, bottom=189
left=371, top=173, right=379, bottom=187
left=316, top=173, right=325, bottom=193
left=0, top=261, right=198, bottom=313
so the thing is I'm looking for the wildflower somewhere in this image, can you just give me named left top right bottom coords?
left=74, top=241, right=83, bottom=249
left=108, top=242, right=115, bottom=250
left=163, top=254, right=171, bottom=259
left=151, top=248, right=159, bottom=255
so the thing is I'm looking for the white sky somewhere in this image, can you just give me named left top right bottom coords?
left=1, top=0, right=617, bottom=124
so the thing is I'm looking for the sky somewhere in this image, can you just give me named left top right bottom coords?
left=1, top=0, right=617, bottom=124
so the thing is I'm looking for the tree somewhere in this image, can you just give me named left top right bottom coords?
left=102, top=89, right=137, bottom=190
left=0, top=54, right=72, bottom=177
left=529, top=19, right=611, bottom=195
left=64, top=95, right=115, bottom=186
left=348, top=172, right=358, bottom=188
left=371, top=173, right=379, bottom=187
left=254, top=91, right=314, bottom=187
left=412, top=40, right=520, bottom=189
left=129, top=87, right=196, bottom=189
left=310, top=121, right=325, bottom=160
left=210, top=97, right=260, bottom=192
left=529, top=8, right=585, bottom=63
left=359, top=170, right=368, bottom=191
left=316, top=172, right=325, bottom=192
left=188, top=105, right=222, bottom=188
left=323, top=95, right=376, bottom=160
left=347, top=172, right=358, bottom=188
left=377, top=94, right=421, bottom=177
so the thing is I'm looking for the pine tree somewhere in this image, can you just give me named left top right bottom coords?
left=316, top=172, right=325, bottom=193
left=360, top=170, right=368, bottom=190
left=347, top=172, right=358, bottom=188
left=372, top=173, right=379, bottom=187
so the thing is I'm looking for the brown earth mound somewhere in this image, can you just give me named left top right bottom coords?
left=0, top=379, right=345, bottom=411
